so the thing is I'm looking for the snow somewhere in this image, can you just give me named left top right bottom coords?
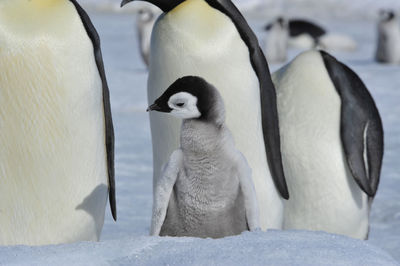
left=0, top=231, right=398, bottom=265
left=1, top=4, right=400, bottom=265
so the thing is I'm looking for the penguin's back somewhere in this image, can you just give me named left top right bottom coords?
left=272, top=51, right=369, bottom=239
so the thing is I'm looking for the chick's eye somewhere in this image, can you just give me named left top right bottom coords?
left=176, top=103, right=185, bottom=107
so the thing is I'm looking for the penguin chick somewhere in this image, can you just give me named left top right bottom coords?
left=264, top=17, right=289, bottom=64
left=375, top=9, right=400, bottom=64
left=147, top=76, right=260, bottom=238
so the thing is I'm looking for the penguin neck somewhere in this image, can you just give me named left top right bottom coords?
left=180, top=119, right=225, bottom=156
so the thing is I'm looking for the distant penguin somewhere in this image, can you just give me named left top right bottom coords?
left=286, top=19, right=325, bottom=49
left=264, top=17, right=289, bottom=64
left=272, top=50, right=384, bottom=239
left=121, top=0, right=288, bottom=230
left=136, top=6, right=162, bottom=67
left=375, top=10, right=400, bottom=64
left=147, top=76, right=260, bottom=238
left=266, top=18, right=357, bottom=51
left=0, top=0, right=116, bottom=245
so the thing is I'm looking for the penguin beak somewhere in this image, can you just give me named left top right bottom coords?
left=147, top=103, right=162, bottom=112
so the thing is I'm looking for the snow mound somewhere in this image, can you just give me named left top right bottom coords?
left=0, top=231, right=397, bottom=265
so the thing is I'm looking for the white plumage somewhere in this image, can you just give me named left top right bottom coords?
left=0, top=0, right=109, bottom=245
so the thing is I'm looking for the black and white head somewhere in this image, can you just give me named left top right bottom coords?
left=265, top=16, right=288, bottom=31
left=379, top=9, right=396, bottom=23
left=147, top=76, right=225, bottom=125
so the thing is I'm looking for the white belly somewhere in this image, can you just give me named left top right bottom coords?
left=272, top=50, right=369, bottom=239
left=147, top=0, right=283, bottom=229
left=0, top=0, right=108, bottom=245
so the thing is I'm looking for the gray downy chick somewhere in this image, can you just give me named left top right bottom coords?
left=147, top=76, right=260, bottom=238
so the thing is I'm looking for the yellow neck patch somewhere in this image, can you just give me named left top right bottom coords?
left=166, top=0, right=231, bottom=39
left=0, top=0, right=65, bottom=21
left=170, top=0, right=214, bottom=20
left=0, top=0, right=72, bottom=36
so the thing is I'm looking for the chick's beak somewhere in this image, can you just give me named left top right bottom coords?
left=147, top=103, right=162, bottom=112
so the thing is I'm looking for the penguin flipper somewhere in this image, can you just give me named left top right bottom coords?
left=151, top=150, right=183, bottom=236
left=69, top=1, right=117, bottom=220
left=321, top=50, right=384, bottom=197
left=235, top=152, right=260, bottom=231
left=205, top=0, right=289, bottom=199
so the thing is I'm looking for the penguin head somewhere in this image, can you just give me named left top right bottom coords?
left=147, top=76, right=225, bottom=124
left=265, top=16, right=288, bottom=31
left=379, top=9, right=396, bottom=22
left=121, top=0, right=184, bottom=12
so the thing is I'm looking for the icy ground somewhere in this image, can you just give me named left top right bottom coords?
left=0, top=231, right=398, bottom=265
left=1, top=9, right=399, bottom=265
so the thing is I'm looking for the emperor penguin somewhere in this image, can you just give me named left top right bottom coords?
left=375, top=10, right=400, bottom=64
left=0, top=0, right=116, bottom=245
left=136, top=6, right=162, bottom=67
left=265, top=19, right=325, bottom=50
left=264, top=17, right=289, bottom=64
left=266, top=19, right=357, bottom=52
left=272, top=50, right=384, bottom=239
left=121, top=0, right=289, bottom=230
left=147, top=76, right=260, bottom=238
left=286, top=19, right=326, bottom=49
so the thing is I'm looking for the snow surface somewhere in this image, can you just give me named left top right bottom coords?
left=0, top=6, right=399, bottom=265
left=0, top=231, right=398, bottom=266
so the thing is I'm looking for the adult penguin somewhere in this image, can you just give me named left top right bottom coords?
left=0, top=0, right=116, bottom=245
left=264, top=17, right=289, bottom=64
left=273, top=50, right=384, bottom=239
left=135, top=6, right=162, bottom=67
left=375, top=9, right=400, bottom=64
left=121, top=0, right=289, bottom=229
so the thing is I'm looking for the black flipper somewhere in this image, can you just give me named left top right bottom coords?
left=321, top=50, right=384, bottom=197
left=69, top=0, right=117, bottom=220
left=204, top=0, right=289, bottom=199
left=288, top=19, right=326, bottom=39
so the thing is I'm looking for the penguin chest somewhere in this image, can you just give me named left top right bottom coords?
left=161, top=157, right=247, bottom=238
left=0, top=1, right=107, bottom=245
left=273, top=51, right=369, bottom=238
